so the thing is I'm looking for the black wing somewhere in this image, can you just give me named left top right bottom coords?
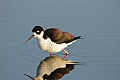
left=44, top=28, right=80, bottom=44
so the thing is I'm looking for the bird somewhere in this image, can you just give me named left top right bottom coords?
left=25, top=26, right=82, bottom=59
left=24, top=56, right=76, bottom=80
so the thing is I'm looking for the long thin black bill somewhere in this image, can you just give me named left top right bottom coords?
left=24, top=35, right=34, bottom=43
left=24, top=74, right=34, bottom=80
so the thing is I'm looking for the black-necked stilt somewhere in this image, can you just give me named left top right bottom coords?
left=25, top=26, right=82, bottom=59
left=24, top=56, right=76, bottom=80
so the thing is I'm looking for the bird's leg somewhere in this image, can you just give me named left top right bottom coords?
left=50, top=52, right=52, bottom=56
left=62, top=48, right=69, bottom=55
left=62, top=48, right=69, bottom=60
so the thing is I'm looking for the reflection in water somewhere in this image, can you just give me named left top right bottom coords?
left=24, top=56, right=78, bottom=80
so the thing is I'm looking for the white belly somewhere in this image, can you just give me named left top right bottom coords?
left=37, top=38, right=68, bottom=53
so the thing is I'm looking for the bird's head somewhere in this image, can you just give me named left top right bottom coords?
left=34, top=75, right=44, bottom=80
left=24, top=26, right=44, bottom=43
left=32, top=26, right=44, bottom=38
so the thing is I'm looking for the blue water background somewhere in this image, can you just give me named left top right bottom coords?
left=0, top=0, right=120, bottom=80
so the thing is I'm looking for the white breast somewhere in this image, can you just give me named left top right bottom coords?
left=37, top=38, right=68, bottom=53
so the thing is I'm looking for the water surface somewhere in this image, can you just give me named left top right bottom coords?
left=0, top=0, right=120, bottom=80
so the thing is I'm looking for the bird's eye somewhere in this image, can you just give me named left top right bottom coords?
left=36, top=30, right=40, bottom=34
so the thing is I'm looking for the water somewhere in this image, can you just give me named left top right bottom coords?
left=0, top=0, right=120, bottom=80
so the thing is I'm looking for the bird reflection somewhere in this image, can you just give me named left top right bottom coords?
left=46, top=64, right=74, bottom=80
left=24, top=56, right=77, bottom=80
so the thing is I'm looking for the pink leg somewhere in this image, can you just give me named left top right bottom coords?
left=50, top=52, right=52, bottom=56
left=62, top=49, right=69, bottom=60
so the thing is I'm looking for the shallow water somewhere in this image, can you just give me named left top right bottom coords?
left=0, top=0, right=120, bottom=80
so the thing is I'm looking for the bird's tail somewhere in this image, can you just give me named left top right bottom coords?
left=63, top=60, right=77, bottom=64
left=75, top=36, right=84, bottom=40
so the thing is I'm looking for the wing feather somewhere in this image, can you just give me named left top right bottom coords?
left=44, top=28, right=63, bottom=41
left=44, top=28, right=76, bottom=44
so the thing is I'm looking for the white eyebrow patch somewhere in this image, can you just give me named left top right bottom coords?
left=37, top=30, right=40, bottom=33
